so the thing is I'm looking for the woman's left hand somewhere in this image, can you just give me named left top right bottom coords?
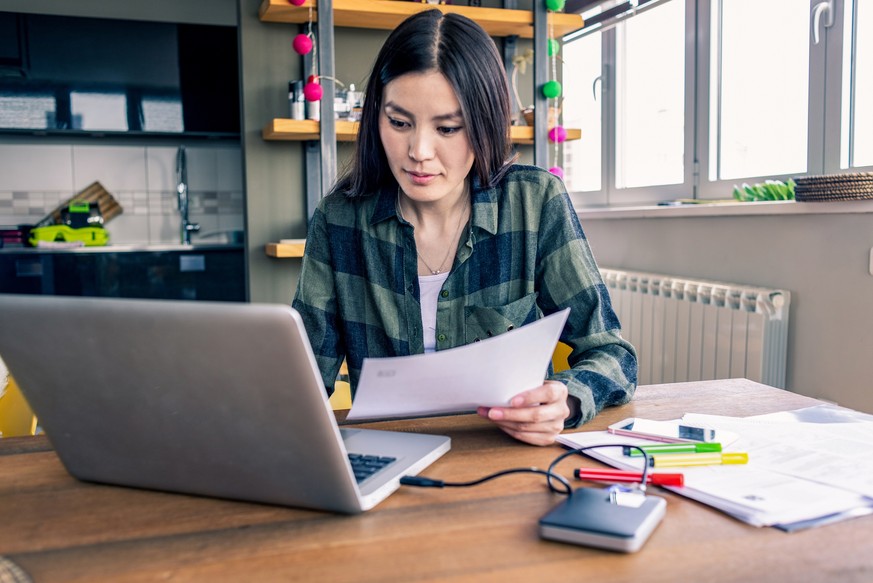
left=477, top=380, right=570, bottom=446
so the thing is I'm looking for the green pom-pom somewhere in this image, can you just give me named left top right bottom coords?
left=548, top=39, right=560, bottom=57
left=545, top=0, right=566, bottom=12
left=542, top=80, right=562, bottom=99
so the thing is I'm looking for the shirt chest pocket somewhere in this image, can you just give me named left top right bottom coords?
left=464, top=292, right=539, bottom=344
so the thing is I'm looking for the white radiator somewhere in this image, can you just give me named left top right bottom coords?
left=600, top=268, right=790, bottom=389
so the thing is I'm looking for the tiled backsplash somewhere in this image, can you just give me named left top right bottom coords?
left=0, top=142, right=244, bottom=245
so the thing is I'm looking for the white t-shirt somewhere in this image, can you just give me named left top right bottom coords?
left=418, top=271, right=451, bottom=353
left=0, top=355, right=8, bottom=396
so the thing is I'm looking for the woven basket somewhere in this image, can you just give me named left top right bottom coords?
left=793, top=172, right=873, bottom=202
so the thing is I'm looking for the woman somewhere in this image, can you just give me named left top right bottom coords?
left=292, top=9, right=637, bottom=446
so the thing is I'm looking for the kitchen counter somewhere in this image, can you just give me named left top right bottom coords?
left=0, top=243, right=244, bottom=254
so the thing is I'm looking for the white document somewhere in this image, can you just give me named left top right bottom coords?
left=683, top=412, right=873, bottom=498
left=346, top=308, right=569, bottom=421
left=558, top=412, right=873, bottom=530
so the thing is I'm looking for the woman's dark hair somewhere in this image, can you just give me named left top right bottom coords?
left=334, top=9, right=514, bottom=197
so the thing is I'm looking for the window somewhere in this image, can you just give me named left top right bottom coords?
left=616, top=0, right=685, bottom=188
left=563, top=30, right=602, bottom=194
left=845, top=0, right=873, bottom=167
left=563, top=0, right=873, bottom=206
left=564, top=0, right=690, bottom=205
left=710, top=0, right=809, bottom=181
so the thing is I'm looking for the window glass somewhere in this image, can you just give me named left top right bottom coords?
left=615, top=0, right=685, bottom=189
left=563, top=30, right=602, bottom=193
left=849, top=0, right=873, bottom=167
left=710, top=0, right=808, bottom=180
left=70, top=91, right=128, bottom=131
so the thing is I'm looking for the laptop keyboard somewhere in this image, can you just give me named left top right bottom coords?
left=348, top=453, right=397, bottom=483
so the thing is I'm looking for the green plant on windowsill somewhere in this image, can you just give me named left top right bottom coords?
left=732, top=178, right=796, bottom=202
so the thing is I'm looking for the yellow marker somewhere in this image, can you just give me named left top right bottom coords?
left=648, top=452, right=749, bottom=468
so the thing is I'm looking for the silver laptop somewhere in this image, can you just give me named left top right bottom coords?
left=0, top=294, right=450, bottom=514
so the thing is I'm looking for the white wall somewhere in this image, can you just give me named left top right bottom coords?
left=579, top=206, right=873, bottom=414
left=0, top=141, right=244, bottom=245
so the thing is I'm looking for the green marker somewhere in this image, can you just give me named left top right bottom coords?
left=623, top=442, right=723, bottom=457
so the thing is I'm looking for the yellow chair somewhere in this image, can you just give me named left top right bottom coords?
left=329, top=380, right=353, bottom=411
left=329, top=360, right=352, bottom=410
left=552, top=341, right=572, bottom=373
left=0, top=374, right=38, bottom=438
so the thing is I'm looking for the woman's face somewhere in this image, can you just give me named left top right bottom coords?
left=379, top=71, right=475, bottom=207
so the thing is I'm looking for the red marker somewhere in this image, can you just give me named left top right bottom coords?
left=574, top=468, right=684, bottom=487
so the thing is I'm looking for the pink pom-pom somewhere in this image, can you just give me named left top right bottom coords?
left=288, top=0, right=307, bottom=6
left=548, top=126, right=567, bottom=143
left=293, top=34, right=313, bottom=55
left=549, top=166, right=564, bottom=179
left=303, top=81, right=323, bottom=102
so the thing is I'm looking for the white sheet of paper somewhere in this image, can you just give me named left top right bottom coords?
left=682, top=412, right=873, bottom=498
left=558, top=419, right=873, bottom=529
left=346, top=308, right=569, bottom=421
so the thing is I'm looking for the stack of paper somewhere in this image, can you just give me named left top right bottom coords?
left=558, top=405, right=873, bottom=531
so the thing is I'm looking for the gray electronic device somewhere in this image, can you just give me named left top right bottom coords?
left=0, top=295, right=450, bottom=514
left=539, top=487, right=666, bottom=552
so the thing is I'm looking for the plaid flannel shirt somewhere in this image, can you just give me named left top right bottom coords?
left=292, top=164, right=637, bottom=427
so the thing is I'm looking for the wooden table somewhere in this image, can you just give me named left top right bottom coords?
left=1, top=379, right=871, bottom=582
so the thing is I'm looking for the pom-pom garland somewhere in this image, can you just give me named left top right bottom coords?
left=293, top=34, right=313, bottom=55
left=542, top=80, right=562, bottom=99
left=545, top=0, right=565, bottom=181
left=304, top=76, right=323, bottom=101
left=548, top=39, right=560, bottom=57
left=548, top=125, right=567, bottom=143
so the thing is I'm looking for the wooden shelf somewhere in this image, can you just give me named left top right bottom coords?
left=266, top=239, right=306, bottom=258
left=263, top=118, right=580, bottom=144
left=263, top=119, right=359, bottom=141
left=258, top=0, right=584, bottom=39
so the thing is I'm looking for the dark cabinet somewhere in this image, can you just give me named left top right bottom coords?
left=0, top=247, right=245, bottom=301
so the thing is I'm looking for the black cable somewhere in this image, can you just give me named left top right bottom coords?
left=548, top=443, right=652, bottom=493
left=401, top=467, right=572, bottom=495
left=400, top=443, right=653, bottom=495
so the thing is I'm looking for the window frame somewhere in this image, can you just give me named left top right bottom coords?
left=566, top=0, right=872, bottom=206
left=581, top=0, right=696, bottom=207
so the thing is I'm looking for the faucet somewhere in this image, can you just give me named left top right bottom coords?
left=175, top=145, right=200, bottom=245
